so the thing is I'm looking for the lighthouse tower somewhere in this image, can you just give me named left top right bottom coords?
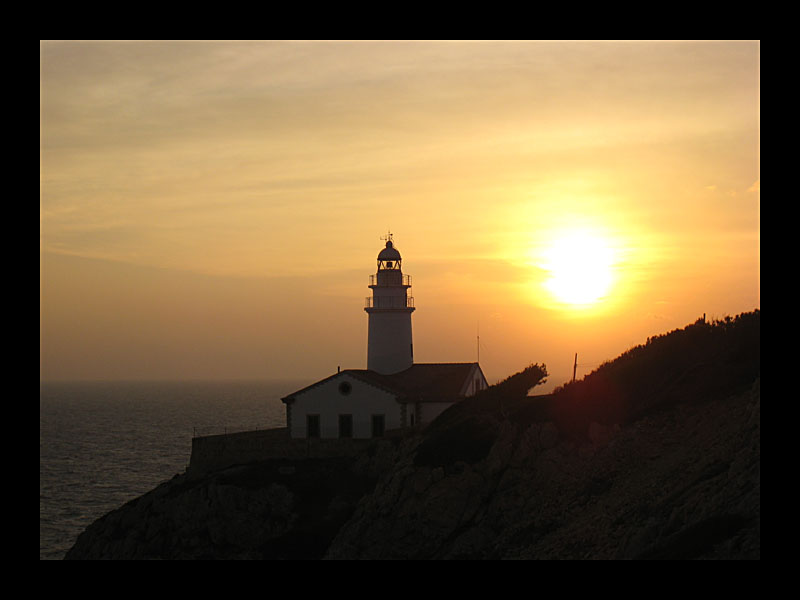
left=365, top=234, right=415, bottom=374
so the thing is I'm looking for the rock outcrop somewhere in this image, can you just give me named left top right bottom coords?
left=65, top=312, right=760, bottom=560
left=64, top=456, right=383, bottom=559
left=325, top=378, right=759, bottom=559
left=65, top=378, right=759, bottom=560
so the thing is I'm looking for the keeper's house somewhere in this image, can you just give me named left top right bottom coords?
left=281, top=235, right=488, bottom=439
left=281, top=362, right=487, bottom=439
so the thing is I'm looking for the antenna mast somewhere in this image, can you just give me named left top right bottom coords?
left=477, top=321, right=480, bottom=364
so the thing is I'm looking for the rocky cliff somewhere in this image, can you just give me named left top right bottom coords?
left=326, top=378, right=759, bottom=559
left=65, top=312, right=760, bottom=560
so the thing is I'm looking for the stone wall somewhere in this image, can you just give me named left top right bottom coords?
left=187, top=427, right=377, bottom=476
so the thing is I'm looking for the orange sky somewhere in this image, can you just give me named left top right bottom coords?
left=40, top=40, right=760, bottom=391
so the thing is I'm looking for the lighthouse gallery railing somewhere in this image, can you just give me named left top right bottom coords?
left=365, top=296, right=415, bottom=308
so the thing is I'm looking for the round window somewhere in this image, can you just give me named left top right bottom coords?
left=338, top=381, right=352, bottom=395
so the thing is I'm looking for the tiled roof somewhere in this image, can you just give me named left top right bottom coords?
left=282, top=363, right=482, bottom=404
left=376, top=363, right=480, bottom=402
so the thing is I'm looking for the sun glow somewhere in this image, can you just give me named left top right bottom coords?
left=537, top=228, right=618, bottom=310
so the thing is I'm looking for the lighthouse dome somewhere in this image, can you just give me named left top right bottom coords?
left=377, top=240, right=402, bottom=262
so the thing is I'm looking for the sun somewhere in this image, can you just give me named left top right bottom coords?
left=539, top=229, right=616, bottom=309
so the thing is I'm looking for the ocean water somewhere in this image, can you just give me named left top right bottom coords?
left=39, top=379, right=303, bottom=560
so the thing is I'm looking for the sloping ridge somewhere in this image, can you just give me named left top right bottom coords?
left=326, top=310, right=760, bottom=559
left=65, top=311, right=759, bottom=560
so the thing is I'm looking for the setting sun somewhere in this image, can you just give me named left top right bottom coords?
left=40, top=40, right=759, bottom=388
left=528, top=226, right=620, bottom=313
left=542, top=231, right=615, bottom=307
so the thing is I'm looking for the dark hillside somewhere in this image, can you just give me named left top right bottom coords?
left=328, top=309, right=760, bottom=559
left=415, top=310, right=759, bottom=466
left=533, top=310, right=760, bottom=440
left=65, top=310, right=760, bottom=559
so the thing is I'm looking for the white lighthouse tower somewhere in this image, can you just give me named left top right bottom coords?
left=280, top=234, right=489, bottom=439
left=365, top=234, right=415, bottom=374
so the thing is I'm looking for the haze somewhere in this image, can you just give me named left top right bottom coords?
left=40, top=40, right=759, bottom=392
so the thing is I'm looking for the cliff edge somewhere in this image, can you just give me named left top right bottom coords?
left=326, top=378, right=759, bottom=559
left=65, top=311, right=759, bottom=560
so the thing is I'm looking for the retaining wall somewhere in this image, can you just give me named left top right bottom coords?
left=187, top=427, right=377, bottom=476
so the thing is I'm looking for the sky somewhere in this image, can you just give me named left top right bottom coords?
left=40, top=40, right=760, bottom=391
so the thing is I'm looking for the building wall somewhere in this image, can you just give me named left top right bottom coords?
left=288, top=373, right=402, bottom=439
left=463, top=366, right=489, bottom=396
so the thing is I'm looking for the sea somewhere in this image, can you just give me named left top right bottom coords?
left=39, top=379, right=304, bottom=560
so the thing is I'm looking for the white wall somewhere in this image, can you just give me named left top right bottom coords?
left=288, top=374, right=401, bottom=439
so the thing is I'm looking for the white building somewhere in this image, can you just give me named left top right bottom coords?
left=281, top=235, right=488, bottom=439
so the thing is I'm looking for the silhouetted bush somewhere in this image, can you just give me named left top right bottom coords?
left=415, top=310, right=760, bottom=459
left=414, top=363, right=548, bottom=467
left=542, top=309, right=760, bottom=440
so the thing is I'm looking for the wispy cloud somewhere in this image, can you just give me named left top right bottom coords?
left=41, top=41, right=759, bottom=279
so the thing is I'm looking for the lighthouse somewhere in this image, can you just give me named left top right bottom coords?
left=365, top=234, right=415, bottom=374
left=280, top=233, right=489, bottom=439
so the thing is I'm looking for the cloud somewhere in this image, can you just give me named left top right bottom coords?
left=41, top=40, right=760, bottom=281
